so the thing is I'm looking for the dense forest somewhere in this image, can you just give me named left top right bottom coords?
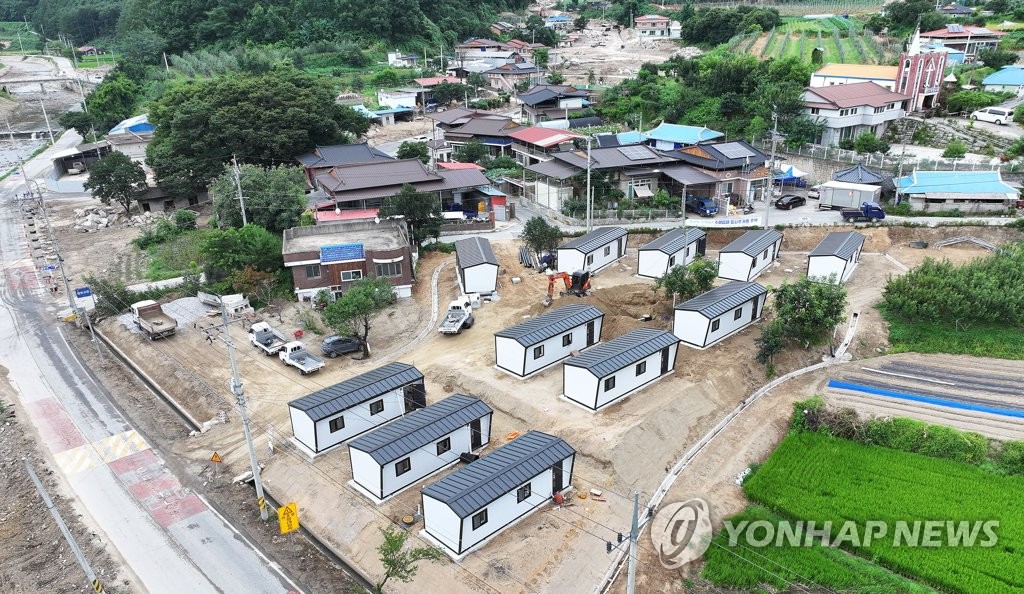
left=0, top=0, right=531, bottom=50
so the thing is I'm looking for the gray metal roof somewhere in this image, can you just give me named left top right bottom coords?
left=348, top=394, right=492, bottom=464
left=721, top=230, right=783, bottom=257
left=455, top=237, right=498, bottom=269
left=559, top=227, right=627, bottom=254
left=494, top=303, right=604, bottom=346
left=809, top=232, right=865, bottom=261
left=563, top=328, right=679, bottom=378
left=674, top=281, right=767, bottom=319
left=831, top=163, right=886, bottom=185
left=288, top=363, right=423, bottom=422
left=639, top=228, right=706, bottom=255
left=422, top=431, right=575, bottom=518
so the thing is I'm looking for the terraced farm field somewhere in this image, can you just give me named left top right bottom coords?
left=738, top=17, right=897, bottom=64
left=709, top=431, right=1024, bottom=593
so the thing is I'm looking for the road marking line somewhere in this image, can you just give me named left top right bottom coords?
left=54, top=430, right=151, bottom=474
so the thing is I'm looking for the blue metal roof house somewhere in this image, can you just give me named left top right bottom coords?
left=421, top=430, right=576, bottom=557
left=643, top=123, right=723, bottom=150
left=898, top=170, right=1019, bottom=213
left=982, top=66, right=1024, bottom=93
left=108, top=114, right=154, bottom=136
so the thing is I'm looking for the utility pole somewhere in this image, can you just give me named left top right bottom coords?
left=25, top=460, right=104, bottom=593
left=39, top=100, right=54, bottom=143
left=765, top=106, right=780, bottom=231
left=206, top=302, right=269, bottom=521
left=232, top=155, right=248, bottom=226
left=585, top=136, right=593, bottom=232
left=626, top=491, right=640, bottom=594
left=163, top=52, right=170, bottom=73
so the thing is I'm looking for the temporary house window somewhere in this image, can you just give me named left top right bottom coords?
left=472, top=510, right=488, bottom=530
left=604, top=246, right=611, bottom=257
left=329, top=416, right=345, bottom=432
left=635, top=361, right=647, bottom=376
left=340, top=270, right=362, bottom=282
left=763, top=248, right=769, bottom=259
left=586, top=254, right=594, bottom=266
left=734, top=307, right=743, bottom=320
left=711, top=319, right=721, bottom=332
left=668, top=255, right=676, bottom=267
left=376, top=262, right=403, bottom=277
left=533, top=345, right=545, bottom=359
left=604, top=376, right=616, bottom=391
left=395, top=457, right=411, bottom=476
left=369, top=399, right=384, bottom=416
left=562, top=333, right=573, bottom=347
left=517, top=483, right=532, bottom=503
left=436, top=437, right=451, bottom=455
left=305, top=264, right=322, bottom=279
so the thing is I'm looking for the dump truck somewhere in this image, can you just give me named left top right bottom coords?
left=248, top=321, right=288, bottom=356
left=438, top=297, right=475, bottom=335
left=279, top=341, right=326, bottom=374
left=841, top=202, right=886, bottom=223
left=130, top=300, right=177, bottom=340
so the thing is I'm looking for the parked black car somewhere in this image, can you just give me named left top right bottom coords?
left=320, top=335, right=363, bottom=358
left=775, top=194, right=806, bottom=210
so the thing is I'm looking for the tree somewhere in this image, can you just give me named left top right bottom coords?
left=322, top=276, right=398, bottom=359
left=587, top=70, right=597, bottom=86
left=85, top=72, right=142, bottom=131
left=864, top=14, right=890, bottom=33
left=943, top=139, right=968, bottom=159
left=58, top=110, right=96, bottom=137
left=371, top=524, right=445, bottom=594
left=574, top=15, right=588, bottom=31
left=547, top=70, right=565, bottom=85
left=454, top=139, right=488, bottom=163
left=173, top=209, right=197, bottom=230
left=987, top=0, right=1009, bottom=14
left=533, top=47, right=549, bottom=69
left=147, top=67, right=369, bottom=199
left=209, top=164, right=307, bottom=234
left=199, top=225, right=283, bottom=282
left=431, top=82, right=473, bottom=105
left=653, top=256, right=718, bottom=304
left=521, top=216, right=562, bottom=258
left=83, top=152, right=147, bottom=214
left=755, top=319, right=785, bottom=366
left=978, top=48, right=1018, bottom=70
left=377, top=184, right=441, bottom=246
left=228, top=266, right=277, bottom=306
left=771, top=276, right=848, bottom=348
left=467, top=71, right=487, bottom=90
left=852, top=131, right=890, bottom=154
left=397, top=141, right=430, bottom=164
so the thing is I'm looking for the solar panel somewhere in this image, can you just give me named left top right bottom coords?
left=617, top=145, right=653, bottom=161
left=947, top=24, right=964, bottom=33
left=716, top=142, right=755, bottom=159
left=320, top=244, right=365, bottom=263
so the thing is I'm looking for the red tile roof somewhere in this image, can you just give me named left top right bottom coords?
left=437, top=162, right=486, bottom=171
left=920, top=25, right=1005, bottom=38
left=509, top=126, right=584, bottom=148
left=803, top=81, right=911, bottom=109
left=414, top=76, right=463, bottom=87
left=635, top=14, right=669, bottom=22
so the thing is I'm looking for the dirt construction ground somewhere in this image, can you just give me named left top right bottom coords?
left=88, top=221, right=1022, bottom=593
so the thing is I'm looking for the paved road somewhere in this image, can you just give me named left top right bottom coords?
left=0, top=134, right=300, bottom=594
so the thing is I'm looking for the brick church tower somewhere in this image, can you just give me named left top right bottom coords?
left=895, top=28, right=948, bottom=110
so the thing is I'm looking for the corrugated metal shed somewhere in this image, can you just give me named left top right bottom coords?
left=349, top=394, right=492, bottom=464
left=564, top=328, right=679, bottom=378
left=720, top=230, right=783, bottom=257
left=288, top=363, right=423, bottom=421
left=639, top=228, right=706, bottom=255
left=809, top=232, right=865, bottom=261
left=559, top=227, right=627, bottom=254
left=494, top=304, right=603, bottom=346
left=674, top=281, right=767, bottom=319
left=422, top=431, right=575, bottom=518
left=455, top=237, right=498, bottom=269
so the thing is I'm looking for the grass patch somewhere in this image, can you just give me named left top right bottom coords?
left=738, top=431, right=1024, bottom=593
left=703, top=506, right=932, bottom=592
left=146, top=230, right=206, bottom=281
left=883, top=316, right=1024, bottom=359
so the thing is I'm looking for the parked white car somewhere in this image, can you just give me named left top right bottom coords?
left=970, top=106, right=1015, bottom=125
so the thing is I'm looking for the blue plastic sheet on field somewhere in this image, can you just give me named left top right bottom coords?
left=827, top=380, right=1024, bottom=419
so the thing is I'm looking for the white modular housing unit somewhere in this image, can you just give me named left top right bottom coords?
left=673, top=281, right=767, bottom=349
left=556, top=227, right=628, bottom=274
left=807, top=232, right=865, bottom=284
left=348, top=394, right=493, bottom=502
left=288, top=362, right=426, bottom=455
left=421, top=431, right=576, bottom=557
left=718, top=229, right=783, bottom=282
left=562, top=328, right=680, bottom=411
left=493, top=304, right=604, bottom=378
left=454, top=237, right=499, bottom=294
left=637, top=228, right=707, bottom=279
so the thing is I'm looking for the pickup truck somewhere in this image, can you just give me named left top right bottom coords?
left=438, top=298, right=475, bottom=335
left=248, top=322, right=288, bottom=356
left=279, top=341, right=326, bottom=375
left=841, top=202, right=886, bottom=223
left=131, top=300, right=177, bottom=340
left=685, top=196, right=719, bottom=217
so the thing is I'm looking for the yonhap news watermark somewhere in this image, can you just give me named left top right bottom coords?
left=650, top=498, right=1000, bottom=569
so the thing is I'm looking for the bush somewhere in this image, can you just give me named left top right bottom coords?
left=173, top=209, right=197, bottom=230
left=132, top=217, right=180, bottom=249
left=1001, top=441, right=1024, bottom=475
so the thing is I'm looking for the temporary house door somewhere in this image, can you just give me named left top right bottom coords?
left=750, top=297, right=759, bottom=322
left=551, top=460, right=565, bottom=493
left=403, top=383, right=427, bottom=412
left=660, top=347, right=670, bottom=374
left=470, top=419, right=483, bottom=449
left=697, top=237, right=707, bottom=257
left=586, top=321, right=596, bottom=346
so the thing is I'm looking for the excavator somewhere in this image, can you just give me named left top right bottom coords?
left=543, top=270, right=591, bottom=307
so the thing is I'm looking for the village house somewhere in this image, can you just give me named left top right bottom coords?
left=509, top=126, right=584, bottom=166
left=484, top=62, right=546, bottom=93
left=456, top=38, right=513, bottom=58
left=670, top=140, right=771, bottom=205
left=897, top=170, right=1019, bottom=213
left=490, top=21, right=516, bottom=36
left=643, top=123, right=723, bottom=151
left=633, top=14, right=681, bottom=38
left=517, top=84, right=594, bottom=124
left=802, top=82, right=910, bottom=146
left=296, top=143, right=394, bottom=188
left=428, top=109, right=524, bottom=158
left=106, top=114, right=155, bottom=161
left=982, top=66, right=1024, bottom=94
left=810, top=64, right=899, bottom=90
left=918, top=24, right=1004, bottom=63
left=544, top=14, right=573, bottom=30
left=282, top=219, right=416, bottom=301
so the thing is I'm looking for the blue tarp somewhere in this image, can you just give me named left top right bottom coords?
left=828, top=380, right=1024, bottom=419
